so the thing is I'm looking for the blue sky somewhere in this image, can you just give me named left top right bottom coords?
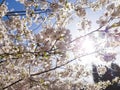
left=5, top=0, right=24, bottom=11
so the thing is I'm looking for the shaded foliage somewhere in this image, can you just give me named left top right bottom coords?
left=92, top=63, right=120, bottom=90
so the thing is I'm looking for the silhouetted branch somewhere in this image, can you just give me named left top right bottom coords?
left=2, top=50, right=100, bottom=89
left=69, top=17, right=113, bottom=44
left=6, top=8, right=52, bottom=16
left=31, top=50, right=99, bottom=76
left=3, top=78, right=23, bottom=89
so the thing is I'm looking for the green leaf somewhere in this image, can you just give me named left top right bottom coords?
left=39, top=79, right=44, bottom=84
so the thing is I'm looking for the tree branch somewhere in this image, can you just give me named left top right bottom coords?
left=3, top=78, right=23, bottom=90
left=6, top=9, right=52, bottom=16
left=31, top=58, right=76, bottom=76
left=69, top=26, right=103, bottom=44
left=31, top=50, right=100, bottom=76
left=69, top=17, right=113, bottom=44
left=2, top=49, right=100, bottom=89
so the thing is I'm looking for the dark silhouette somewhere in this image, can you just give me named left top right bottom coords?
left=92, top=63, right=120, bottom=90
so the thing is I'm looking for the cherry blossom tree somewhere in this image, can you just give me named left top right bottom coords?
left=0, top=0, right=120, bottom=90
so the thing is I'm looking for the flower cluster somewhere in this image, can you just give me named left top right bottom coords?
left=0, top=4, right=7, bottom=18
left=35, top=27, right=71, bottom=52
left=97, top=65, right=107, bottom=75
left=75, top=6, right=86, bottom=17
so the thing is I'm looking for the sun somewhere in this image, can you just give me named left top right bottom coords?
left=81, top=37, right=95, bottom=53
left=71, top=36, right=97, bottom=65
left=80, top=37, right=97, bottom=63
